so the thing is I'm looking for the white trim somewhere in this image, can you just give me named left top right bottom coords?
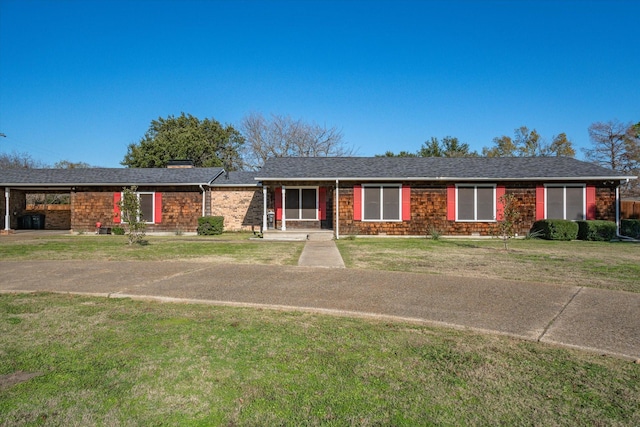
left=4, top=187, right=10, bottom=231
left=281, top=186, right=286, bottom=231
left=361, top=184, right=402, bottom=222
left=455, top=184, right=497, bottom=222
left=262, top=186, right=268, bottom=230
left=335, top=180, right=339, bottom=239
left=120, top=191, right=156, bottom=224
left=543, top=184, right=586, bottom=220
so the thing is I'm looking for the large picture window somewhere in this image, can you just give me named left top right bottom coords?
left=120, top=192, right=155, bottom=224
left=546, top=185, right=585, bottom=220
left=456, top=185, right=495, bottom=221
left=363, top=185, right=401, bottom=221
left=285, top=188, right=317, bottom=220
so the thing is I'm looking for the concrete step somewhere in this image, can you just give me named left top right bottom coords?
left=262, top=230, right=334, bottom=241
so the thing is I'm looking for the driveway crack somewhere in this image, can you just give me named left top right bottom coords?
left=539, top=286, right=583, bottom=342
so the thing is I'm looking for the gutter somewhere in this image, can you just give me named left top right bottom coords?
left=254, top=176, right=637, bottom=183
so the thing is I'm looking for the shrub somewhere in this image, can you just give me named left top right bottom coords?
left=112, top=227, right=125, bottom=235
left=576, top=220, right=617, bottom=241
left=530, top=220, right=578, bottom=241
left=620, top=219, right=640, bottom=239
left=197, top=216, right=224, bottom=235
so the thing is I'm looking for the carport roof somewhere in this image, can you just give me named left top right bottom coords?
left=255, top=156, right=636, bottom=181
left=0, top=167, right=224, bottom=187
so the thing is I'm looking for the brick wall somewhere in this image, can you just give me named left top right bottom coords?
left=210, top=187, right=263, bottom=231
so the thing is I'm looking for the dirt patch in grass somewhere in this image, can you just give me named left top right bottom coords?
left=0, top=371, right=43, bottom=390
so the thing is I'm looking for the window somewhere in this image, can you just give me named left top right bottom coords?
left=363, top=185, right=401, bottom=221
left=285, top=188, right=317, bottom=220
left=456, top=185, right=495, bottom=221
left=546, top=185, right=585, bottom=220
left=118, top=192, right=156, bottom=224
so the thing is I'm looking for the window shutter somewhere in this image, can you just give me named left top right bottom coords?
left=535, top=185, right=545, bottom=220
left=275, top=187, right=282, bottom=220
left=586, top=185, right=596, bottom=220
left=113, top=193, right=121, bottom=224
left=402, top=185, right=411, bottom=221
left=318, top=187, right=327, bottom=220
left=353, top=185, right=362, bottom=221
left=446, top=185, right=456, bottom=221
left=154, top=192, right=162, bottom=223
left=495, top=185, right=506, bottom=221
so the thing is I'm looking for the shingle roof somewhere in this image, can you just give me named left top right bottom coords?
left=0, top=167, right=224, bottom=186
left=210, top=171, right=260, bottom=187
left=255, top=157, right=636, bottom=181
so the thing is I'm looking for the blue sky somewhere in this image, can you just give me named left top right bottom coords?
left=1, top=0, right=638, bottom=168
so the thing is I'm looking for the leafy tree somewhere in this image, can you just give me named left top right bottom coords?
left=495, top=193, right=520, bottom=250
left=547, top=133, right=576, bottom=157
left=241, top=113, right=354, bottom=169
left=483, top=126, right=575, bottom=157
left=378, top=136, right=477, bottom=158
left=117, top=186, right=147, bottom=245
left=0, top=151, right=47, bottom=169
left=54, top=160, right=92, bottom=169
left=122, top=113, right=244, bottom=169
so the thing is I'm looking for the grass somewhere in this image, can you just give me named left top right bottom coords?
left=336, top=238, right=640, bottom=293
left=0, top=233, right=304, bottom=265
left=1, top=293, right=639, bottom=426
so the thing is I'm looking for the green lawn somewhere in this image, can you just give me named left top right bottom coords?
left=336, top=238, right=640, bottom=293
left=1, top=293, right=639, bottom=426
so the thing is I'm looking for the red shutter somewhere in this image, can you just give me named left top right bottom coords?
left=318, top=187, right=327, bottom=220
left=275, top=187, right=282, bottom=220
left=446, top=185, right=456, bottom=221
left=353, top=185, right=362, bottom=221
left=586, top=185, right=596, bottom=220
left=495, top=185, right=506, bottom=221
left=535, top=185, right=545, bottom=220
left=402, top=185, right=411, bottom=221
left=113, top=193, right=121, bottom=224
left=154, top=192, right=162, bottom=223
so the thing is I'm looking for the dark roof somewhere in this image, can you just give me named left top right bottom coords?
left=210, top=171, right=260, bottom=187
left=0, top=167, right=224, bottom=187
left=256, top=157, right=636, bottom=181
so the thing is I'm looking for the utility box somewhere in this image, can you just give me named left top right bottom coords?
left=267, top=211, right=275, bottom=229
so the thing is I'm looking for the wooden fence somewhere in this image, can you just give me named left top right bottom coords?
left=621, top=200, right=640, bottom=219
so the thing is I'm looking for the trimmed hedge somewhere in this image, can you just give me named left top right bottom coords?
left=575, top=220, right=617, bottom=241
left=530, top=220, right=578, bottom=241
left=197, top=216, right=224, bottom=235
left=621, top=219, right=640, bottom=239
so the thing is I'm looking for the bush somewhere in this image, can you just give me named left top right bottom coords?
left=530, top=220, right=578, bottom=241
left=197, top=216, right=224, bottom=235
left=576, top=220, right=617, bottom=241
left=620, top=219, right=640, bottom=239
left=112, top=227, right=125, bottom=235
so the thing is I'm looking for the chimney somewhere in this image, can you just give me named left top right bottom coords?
left=167, top=160, right=194, bottom=169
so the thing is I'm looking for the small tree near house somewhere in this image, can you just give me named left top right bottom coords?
left=496, top=193, right=520, bottom=250
left=117, top=186, right=147, bottom=245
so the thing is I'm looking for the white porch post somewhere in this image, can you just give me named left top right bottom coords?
left=262, top=185, right=268, bottom=230
left=281, top=186, right=286, bottom=231
left=335, top=180, right=339, bottom=240
left=4, top=187, right=10, bottom=231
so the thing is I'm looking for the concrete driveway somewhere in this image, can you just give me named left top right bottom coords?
left=1, top=260, right=638, bottom=361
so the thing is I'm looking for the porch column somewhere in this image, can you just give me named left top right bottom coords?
left=281, top=186, right=286, bottom=231
left=262, top=185, right=267, bottom=230
left=4, top=187, right=10, bottom=231
left=335, top=180, right=339, bottom=240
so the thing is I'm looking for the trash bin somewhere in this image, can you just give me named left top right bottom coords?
left=31, top=214, right=45, bottom=229
left=267, top=211, right=275, bottom=229
left=19, top=215, right=32, bottom=230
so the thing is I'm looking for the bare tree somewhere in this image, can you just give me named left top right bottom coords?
left=0, top=151, right=47, bottom=169
left=584, top=120, right=640, bottom=197
left=240, top=113, right=354, bottom=169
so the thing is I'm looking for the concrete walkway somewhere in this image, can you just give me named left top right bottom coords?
left=1, top=260, right=638, bottom=361
left=298, top=240, right=345, bottom=268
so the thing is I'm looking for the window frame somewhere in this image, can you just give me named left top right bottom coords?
left=361, top=184, right=402, bottom=222
left=455, top=184, right=497, bottom=222
left=284, top=186, right=318, bottom=221
left=120, top=191, right=156, bottom=224
left=544, top=184, right=586, bottom=220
